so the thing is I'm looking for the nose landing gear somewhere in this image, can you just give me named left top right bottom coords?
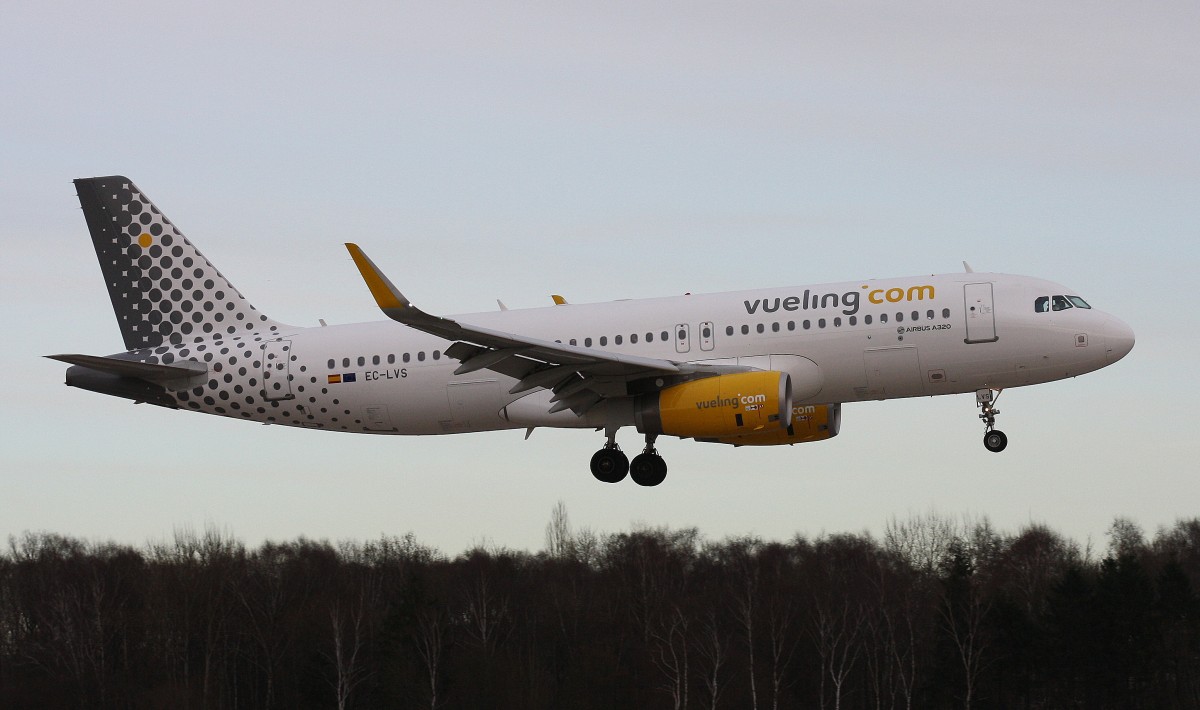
left=977, top=388, right=1007, bottom=453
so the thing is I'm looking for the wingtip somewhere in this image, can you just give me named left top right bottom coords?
left=344, top=243, right=408, bottom=311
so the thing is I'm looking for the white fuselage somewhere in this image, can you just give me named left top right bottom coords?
left=131, top=271, right=1133, bottom=438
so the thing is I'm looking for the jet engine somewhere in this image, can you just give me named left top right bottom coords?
left=635, top=371, right=792, bottom=439
left=698, top=403, right=842, bottom=446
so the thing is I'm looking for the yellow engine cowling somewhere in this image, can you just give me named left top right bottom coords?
left=699, top=403, right=842, bottom=446
left=635, top=371, right=792, bottom=439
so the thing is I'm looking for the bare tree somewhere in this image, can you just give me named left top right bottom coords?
left=544, top=500, right=575, bottom=561
left=694, top=608, right=730, bottom=710
left=717, top=537, right=762, bottom=710
left=459, top=555, right=511, bottom=657
left=939, top=539, right=993, bottom=710
left=650, top=603, right=691, bottom=710
left=761, top=541, right=801, bottom=710
left=413, top=605, right=447, bottom=710
left=884, top=511, right=958, bottom=576
left=325, top=565, right=380, bottom=710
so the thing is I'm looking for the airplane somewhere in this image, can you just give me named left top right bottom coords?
left=52, top=176, right=1135, bottom=487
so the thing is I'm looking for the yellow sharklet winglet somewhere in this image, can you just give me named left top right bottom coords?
left=551, top=294, right=567, bottom=305
left=345, top=243, right=409, bottom=311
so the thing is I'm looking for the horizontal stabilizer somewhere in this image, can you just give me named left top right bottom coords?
left=46, top=354, right=207, bottom=383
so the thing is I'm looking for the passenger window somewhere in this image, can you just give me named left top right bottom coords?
left=849, top=316, right=857, bottom=326
left=833, top=317, right=841, bottom=327
left=818, top=318, right=826, bottom=328
left=631, top=333, right=639, bottom=343
left=615, top=335, right=623, bottom=345
left=1035, top=296, right=1050, bottom=313
left=880, top=313, right=888, bottom=324
left=942, top=308, right=950, bottom=318
left=864, top=315, right=872, bottom=325
left=342, top=357, right=350, bottom=368
left=771, top=322, right=779, bottom=332
left=646, top=332, right=654, bottom=342
left=417, top=352, right=425, bottom=362
left=570, top=339, right=577, bottom=346
left=387, top=354, right=395, bottom=364
left=327, top=359, right=335, bottom=369
left=599, top=336, right=608, bottom=346
left=787, top=321, right=795, bottom=331
left=896, top=313, right=904, bottom=322
left=433, top=351, right=441, bottom=360
left=357, top=356, right=366, bottom=366
left=585, top=337, right=592, bottom=347
left=803, top=320, right=811, bottom=330
left=926, top=310, right=934, bottom=320
left=661, top=331, right=669, bottom=341
left=726, top=326, right=734, bottom=336
left=403, top=353, right=411, bottom=363
left=742, top=325, right=750, bottom=335
left=756, top=324, right=765, bottom=333
left=372, top=355, right=380, bottom=365
left=911, top=311, right=919, bottom=321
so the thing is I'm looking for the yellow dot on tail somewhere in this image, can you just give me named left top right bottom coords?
left=138, top=233, right=153, bottom=248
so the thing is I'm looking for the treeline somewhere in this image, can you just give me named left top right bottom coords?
left=1, top=510, right=1198, bottom=710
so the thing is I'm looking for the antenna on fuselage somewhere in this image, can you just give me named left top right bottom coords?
left=963, top=261, right=975, bottom=273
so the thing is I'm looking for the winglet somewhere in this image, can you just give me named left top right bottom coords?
left=345, top=243, right=409, bottom=311
left=551, top=294, right=567, bottom=305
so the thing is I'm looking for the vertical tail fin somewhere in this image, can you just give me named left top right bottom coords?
left=74, top=176, right=287, bottom=350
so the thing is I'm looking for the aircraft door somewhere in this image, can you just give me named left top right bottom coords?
left=964, top=283, right=998, bottom=343
left=699, top=321, right=715, bottom=351
left=262, top=339, right=294, bottom=401
left=675, top=323, right=691, bottom=354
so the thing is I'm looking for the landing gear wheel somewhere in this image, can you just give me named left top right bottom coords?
left=590, top=447, right=629, bottom=483
left=975, top=389, right=1008, bottom=453
left=630, top=453, right=668, bottom=487
left=983, top=430, right=1008, bottom=453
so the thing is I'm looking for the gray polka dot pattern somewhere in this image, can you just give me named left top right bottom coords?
left=74, top=176, right=284, bottom=350
left=72, top=176, right=327, bottom=429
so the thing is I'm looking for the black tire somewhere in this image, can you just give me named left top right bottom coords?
left=590, top=448, right=629, bottom=483
left=630, top=453, right=668, bottom=487
left=983, top=430, right=1008, bottom=453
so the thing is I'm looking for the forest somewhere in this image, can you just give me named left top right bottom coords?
left=1, top=508, right=1198, bottom=709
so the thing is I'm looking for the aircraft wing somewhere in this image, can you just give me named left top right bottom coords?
left=345, top=244, right=748, bottom=413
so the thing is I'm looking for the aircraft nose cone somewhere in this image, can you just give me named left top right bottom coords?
left=1105, top=317, right=1135, bottom=363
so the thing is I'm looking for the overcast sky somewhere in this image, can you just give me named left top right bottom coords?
left=2, top=1, right=1196, bottom=554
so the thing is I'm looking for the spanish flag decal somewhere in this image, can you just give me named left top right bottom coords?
left=328, top=374, right=342, bottom=384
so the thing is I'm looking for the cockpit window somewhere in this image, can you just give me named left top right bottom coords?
left=1036, top=294, right=1093, bottom=312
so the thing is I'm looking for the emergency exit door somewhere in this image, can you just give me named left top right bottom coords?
left=964, top=283, right=998, bottom=343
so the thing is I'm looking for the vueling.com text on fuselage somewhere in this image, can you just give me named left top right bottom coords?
left=743, top=284, right=936, bottom=317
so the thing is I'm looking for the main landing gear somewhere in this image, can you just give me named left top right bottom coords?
left=976, top=388, right=1008, bottom=453
left=590, top=432, right=668, bottom=486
